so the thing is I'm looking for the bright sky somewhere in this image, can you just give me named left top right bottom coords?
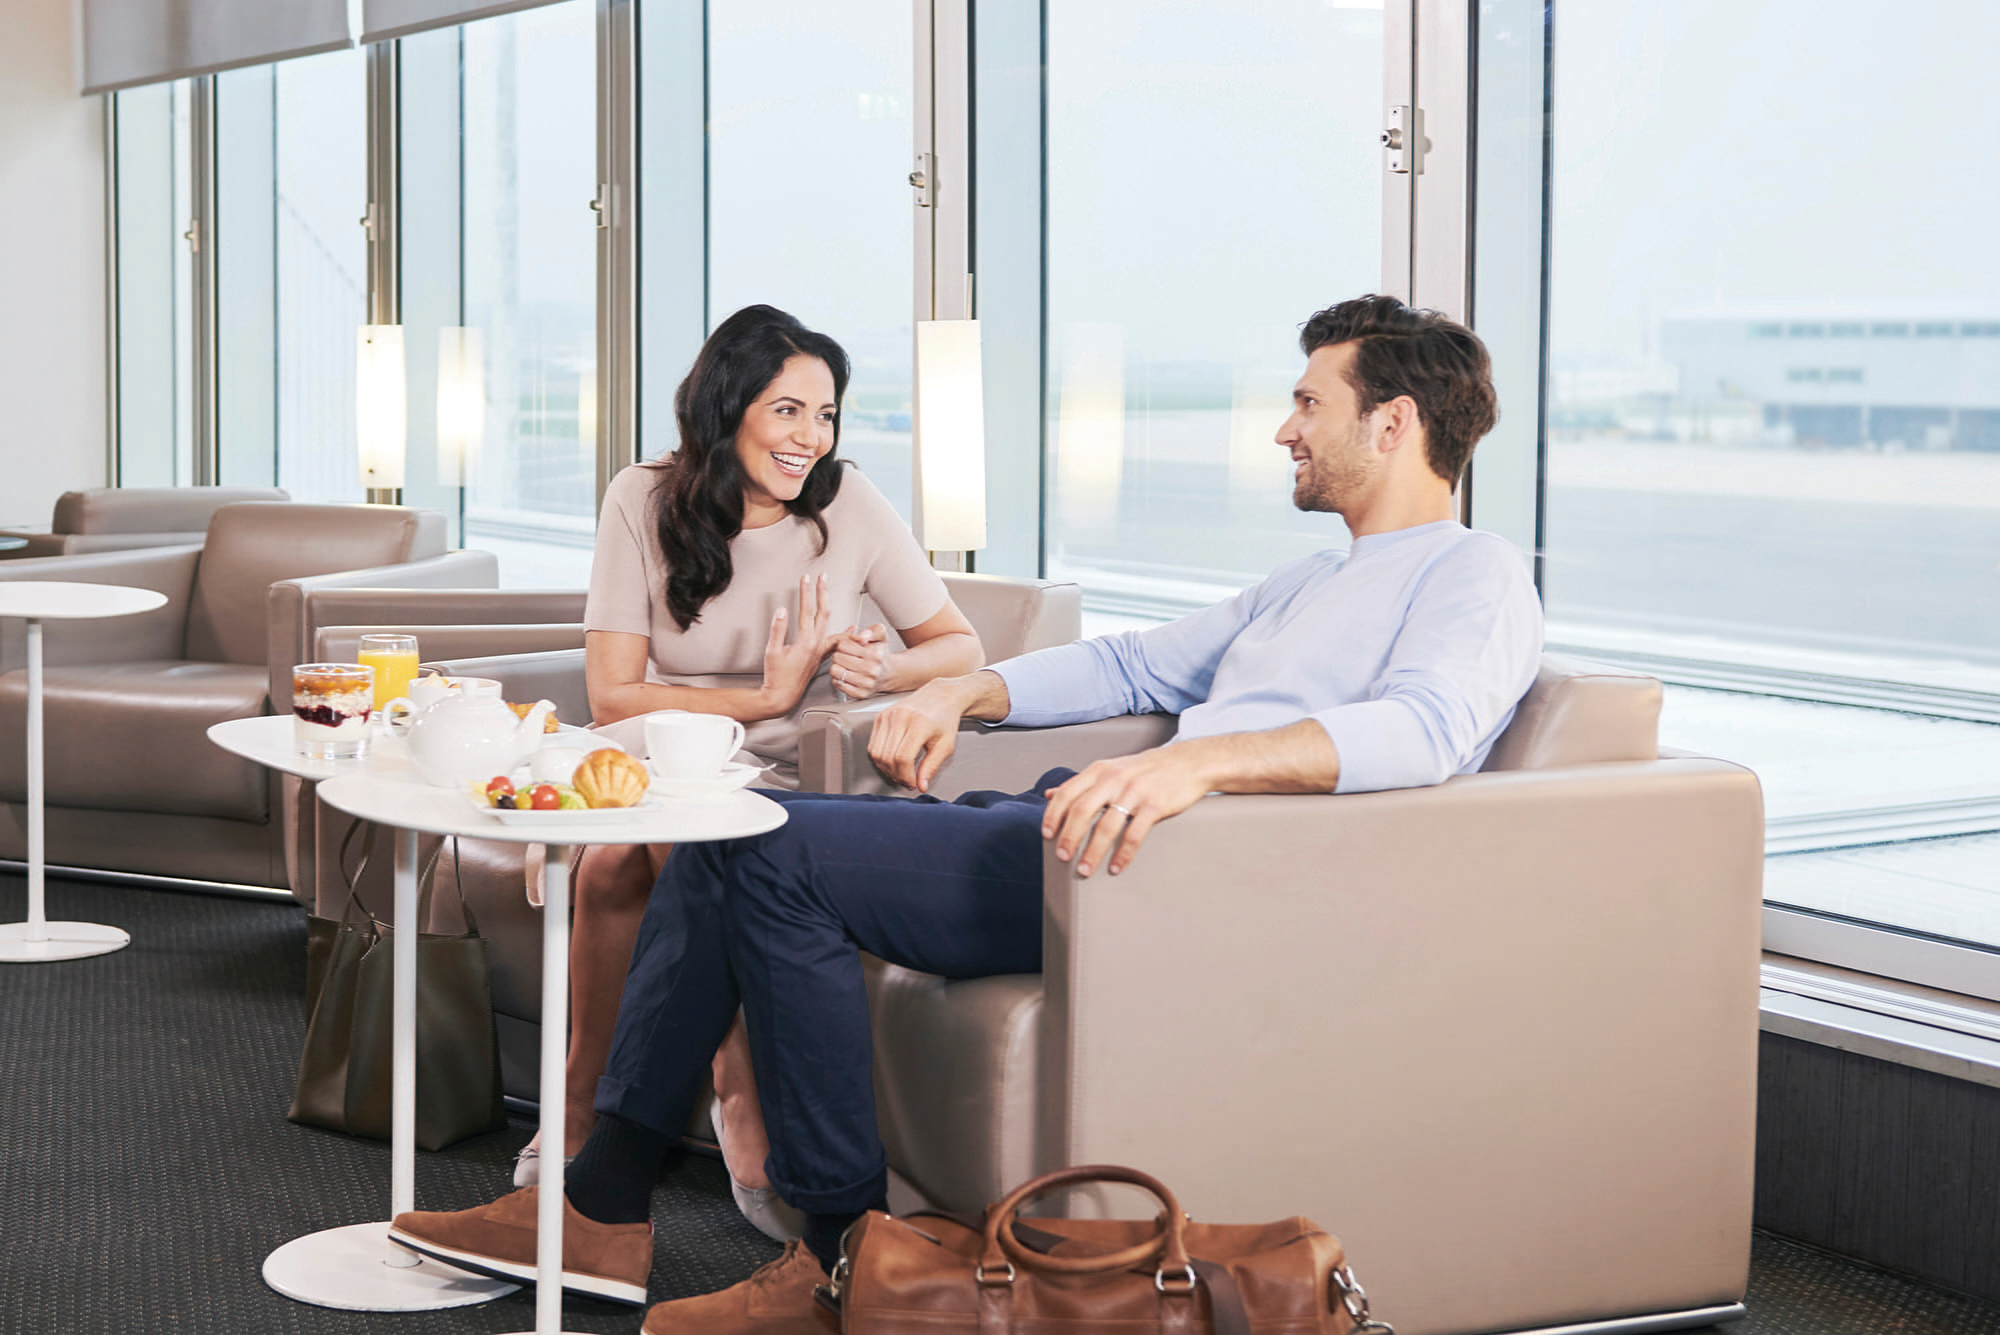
left=1549, top=0, right=2000, bottom=368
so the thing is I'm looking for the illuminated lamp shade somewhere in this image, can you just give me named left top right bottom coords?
left=913, top=319, right=987, bottom=553
left=436, top=326, right=485, bottom=487
left=356, top=324, right=407, bottom=492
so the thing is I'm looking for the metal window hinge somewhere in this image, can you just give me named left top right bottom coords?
left=183, top=221, right=200, bottom=253
left=590, top=184, right=612, bottom=229
left=910, top=152, right=935, bottom=208
left=358, top=203, right=376, bottom=242
left=1383, top=105, right=1425, bottom=174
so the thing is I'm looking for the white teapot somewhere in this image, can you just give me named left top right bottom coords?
left=383, top=691, right=556, bottom=789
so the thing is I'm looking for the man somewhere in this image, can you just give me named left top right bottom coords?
left=387, top=295, right=1544, bottom=1334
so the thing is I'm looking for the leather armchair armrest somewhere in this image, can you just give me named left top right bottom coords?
left=798, top=701, right=1178, bottom=797
left=266, top=550, right=500, bottom=708
left=428, top=648, right=591, bottom=726
left=0, top=532, right=67, bottom=559
left=1034, top=756, right=1764, bottom=1326
left=315, top=623, right=585, bottom=665
left=296, top=585, right=585, bottom=629
left=0, top=546, right=200, bottom=671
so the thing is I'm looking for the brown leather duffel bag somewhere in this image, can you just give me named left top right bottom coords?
left=817, top=1163, right=1391, bottom=1334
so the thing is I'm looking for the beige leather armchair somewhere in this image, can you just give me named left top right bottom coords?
left=0, top=485, right=289, bottom=559
left=377, top=573, right=1083, bottom=1102
left=797, top=656, right=1765, bottom=1335
left=0, top=502, right=495, bottom=889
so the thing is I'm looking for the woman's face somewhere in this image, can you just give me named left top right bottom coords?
left=733, top=353, right=838, bottom=522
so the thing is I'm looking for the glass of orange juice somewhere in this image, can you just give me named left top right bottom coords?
left=357, top=633, right=420, bottom=712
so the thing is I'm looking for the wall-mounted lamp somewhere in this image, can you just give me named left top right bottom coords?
left=436, top=326, right=485, bottom=488
left=356, top=324, right=407, bottom=504
left=913, top=319, right=987, bottom=568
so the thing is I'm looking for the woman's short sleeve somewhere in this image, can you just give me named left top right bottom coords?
left=847, top=472, right=949, bottom=630
left=585, top=466, right=660, bottom=637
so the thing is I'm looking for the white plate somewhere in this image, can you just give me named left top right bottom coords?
left=469, top=792, right=662, bottom=824
left=647, top=761, right=765, bottom=799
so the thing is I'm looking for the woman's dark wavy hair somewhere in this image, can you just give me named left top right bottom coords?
left=652, top=304, right=851, bottom=630
left=1299, top=294, right=1497, bottom=485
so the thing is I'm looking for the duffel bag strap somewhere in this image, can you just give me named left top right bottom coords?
left=1331, top=1262, right=1395, bottom=1335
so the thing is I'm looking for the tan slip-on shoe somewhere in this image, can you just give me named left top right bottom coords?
left=640, top=1240, right=834, bottom=1334
left=388, top=1186, right=652, bottom=1307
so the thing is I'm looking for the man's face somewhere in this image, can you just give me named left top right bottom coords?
left=1277, top=342, right=1379, bottom=516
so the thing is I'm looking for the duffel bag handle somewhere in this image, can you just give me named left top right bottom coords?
left=981, top=1164, right=1193, bottom=1286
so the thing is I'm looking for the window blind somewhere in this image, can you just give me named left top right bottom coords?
left=81, top=0, right=354, bottom=96
left=358, top=0, right=572, bottom=45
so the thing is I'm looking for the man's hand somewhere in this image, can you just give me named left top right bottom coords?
left=867, top=670, right=1011, bottom=792
left=1043, top=719, right=1341, bottom=877
left=1041, top=746, right=1218, bottom=878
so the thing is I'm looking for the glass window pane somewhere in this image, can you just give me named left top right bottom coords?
left=275, top=51, right=368, bottom=500
left=455, top=0, right=599, bottom=588
left=213, top=48, right=368, bottom=499
left=1545, top=0, right=2000, bottom=949
left=705, top=0, right=915, bottom=519
left=1043, top=0, right=1383, bottom=615
left=112, top=80, right=196, bottom=488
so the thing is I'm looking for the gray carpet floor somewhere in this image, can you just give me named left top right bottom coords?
left=2, top=871, right=1998, bottom=1335
left=0, top=872, right=778, bottom=1334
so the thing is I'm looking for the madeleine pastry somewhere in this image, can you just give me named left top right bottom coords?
left=572, top=748, right=649, bottom=809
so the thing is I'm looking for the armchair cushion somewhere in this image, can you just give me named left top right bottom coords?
left=0, top=547, right=200, bottom=672
left=0, top=486, right=292, bottom=558
left=936, top=573, right=1081, bottom=663
left=868, top=963, right=1045, bottom=1216
left=1481, top=653, right=1660, bottom=771
left=52, top=486, right=290, bottom=535
left=0, top=660, right=270, bottom=819
left=188, top=504, right=449, bottom=665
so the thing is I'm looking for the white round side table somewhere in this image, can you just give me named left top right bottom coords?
left=308, top=774, right=787, bottom=1332
left=0, top=580, right=168, bottom=962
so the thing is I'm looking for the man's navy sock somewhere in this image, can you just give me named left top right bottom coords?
left=803, top=1199, right=887, bottom=1273
left=562, top=1111, right=674, bottom=1225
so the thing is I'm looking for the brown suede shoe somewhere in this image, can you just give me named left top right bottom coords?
left=639, top=1240, right=835, bottom=1334
left=387, top=1186, right=651, bottom=1307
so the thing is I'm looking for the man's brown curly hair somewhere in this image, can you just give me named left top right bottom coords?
left=1299, top=295, right=1497, bottom=485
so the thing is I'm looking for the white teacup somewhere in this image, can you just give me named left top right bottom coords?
left=645, top=710, right=747, bottom=784
left=422, top=674, right=502, bottom=703
left=391, top=673, right=503, bottom=711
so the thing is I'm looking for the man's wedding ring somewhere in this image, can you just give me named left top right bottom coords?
left=1107, top=803, right=1134, bottom=817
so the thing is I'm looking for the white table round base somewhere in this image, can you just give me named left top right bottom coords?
left=0, top=920, right=130, bottom=962
left=263, top=1222, right=521, bottom=1311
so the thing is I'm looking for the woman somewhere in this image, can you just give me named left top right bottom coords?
left=517, top=306, right=984, bottom=1239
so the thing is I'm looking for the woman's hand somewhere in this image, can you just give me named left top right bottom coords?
left=758, top=573, right=839, bottom=718
left=829, top=623, right=894, bottom=699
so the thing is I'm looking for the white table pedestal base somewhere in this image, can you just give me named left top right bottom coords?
left=0, top=920, right=129, bottom=961
left=263, top=1222, right=521, bottom=1311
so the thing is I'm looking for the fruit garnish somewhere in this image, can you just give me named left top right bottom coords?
left=486, top=776, right=515, bottom=799
left=527, top=783, right=561, bottom=811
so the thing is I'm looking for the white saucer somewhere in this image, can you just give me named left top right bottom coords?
left=647, top=761, right=765, bottom=799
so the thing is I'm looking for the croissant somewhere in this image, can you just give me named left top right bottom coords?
left=573, top=748, right=649, bottom=809
left=507, top=701, right=561, bottom=734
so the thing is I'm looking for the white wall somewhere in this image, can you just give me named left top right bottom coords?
left=0, top=0, right=108, bottom=525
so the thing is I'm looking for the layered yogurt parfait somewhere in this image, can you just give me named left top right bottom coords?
left=292, top=663, right=375, bottom=759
